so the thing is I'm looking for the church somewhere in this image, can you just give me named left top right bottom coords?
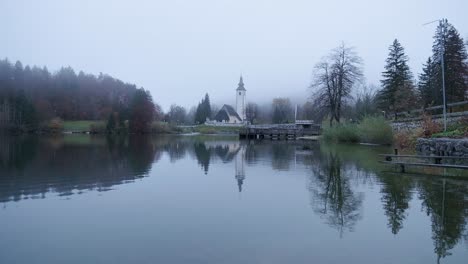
left=209, top=76, right=247, bottom=125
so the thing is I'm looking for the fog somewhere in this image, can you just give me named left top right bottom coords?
left=1, top=0, right=467, bottom=110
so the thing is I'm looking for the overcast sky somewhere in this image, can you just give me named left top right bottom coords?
left=1, top=0, right=467, bottom=111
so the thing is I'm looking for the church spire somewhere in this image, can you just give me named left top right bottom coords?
left=237, top=75, right=246, bottom=91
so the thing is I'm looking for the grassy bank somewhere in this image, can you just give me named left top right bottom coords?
left=322, top=116, right=393, bottom=145
left=179, top=125, right=242, bottom=135
left=63, top=121, right=105, bottom=132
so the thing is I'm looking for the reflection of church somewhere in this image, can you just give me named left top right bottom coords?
left=235, top=144, right=246, bottom=192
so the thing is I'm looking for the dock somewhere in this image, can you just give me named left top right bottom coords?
left=239, top=120, right=321, bottom=140
left=379, top=152, right=468, bottom=173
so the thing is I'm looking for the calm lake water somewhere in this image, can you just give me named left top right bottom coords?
left=1, top=135, right=467, bottom=264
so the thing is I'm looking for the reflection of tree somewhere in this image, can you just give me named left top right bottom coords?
left=0, top=135, right=159, bottom=203
left=309, top=151, right=363, bottom=236
left=0, top=135, right=37, bottom=170
left=128, top=135, right=159, bottom=176
left=379, top=174, right=414, bottom=234
left=418, top=179, right=468, bottom=262
left=271, top=143, right=294, bottom=171
left=164, top=140, right=187, bottom=163
left=193, top=142, right=210, bottom=174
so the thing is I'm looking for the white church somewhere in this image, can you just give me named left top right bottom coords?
left=206, top=76, right=248, bottom=125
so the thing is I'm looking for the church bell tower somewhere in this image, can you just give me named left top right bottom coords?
left=236, top=75, right=246, bottom=121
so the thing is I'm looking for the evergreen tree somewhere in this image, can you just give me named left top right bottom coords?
left=194, top=93, right=211, bottom=124
left=203, top=93, right=211, bottom=119
left=377, top=39, right=416, bottom=118
left=429, top=19, right=467, bottom=106
left=418, top=57, right=438, bottom=106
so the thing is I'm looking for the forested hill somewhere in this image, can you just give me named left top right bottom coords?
left=0, top=58, right=158, bottom=124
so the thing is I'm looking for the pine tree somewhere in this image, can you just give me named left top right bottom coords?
left=377, top=39, right=415, bottom=118
left=430, top=19, right=467, bottom=105
left=194, top=93, right=211, bottom=124
left=203, top=93, right=211, bottom=119
left=418, top=57, right=438, bottom=106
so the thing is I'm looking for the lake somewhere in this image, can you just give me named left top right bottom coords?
left=1, top=135, right=467, bottom=264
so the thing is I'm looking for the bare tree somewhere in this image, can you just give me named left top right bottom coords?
left=167, top=104, right=187, bottom=125
left=245, top=102, right=258, bottom=124
left=311, top=43, right=363, bottom=126
left=272, top=98, right=293, bottom=124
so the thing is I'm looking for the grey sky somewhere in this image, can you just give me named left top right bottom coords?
left=1, top=0, right=467, bottom=111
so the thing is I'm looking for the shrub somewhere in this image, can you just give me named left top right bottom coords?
left=151, top=122, right=172, bottom=134
left=90, top=122, right=106, bottom=134
left=322, top=117, right=393, bottom=145
left=358, top=116, right=393, bottom=145
left=40, top=118, right=64, bottom=134
left=432, top=129, right=465, bottom=138
left=394, top=128, right=423, bottom=149
left=322, top=123, right=360, bottom=143
left=421, top=113, right=442, bottom=137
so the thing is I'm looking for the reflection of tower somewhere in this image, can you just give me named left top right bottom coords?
left=235, top=145, right=246, bottom=192
left=236, top=75, right=246, bottom=121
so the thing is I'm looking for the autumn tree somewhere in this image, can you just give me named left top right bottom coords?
left=0, top=58, right=151, bottom=123
left=129, top=89, right=155, bottom=133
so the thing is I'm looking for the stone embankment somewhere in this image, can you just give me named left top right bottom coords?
left=416, top=138, right=468, bottom=157
left=391, top=115, right=465, bottom=132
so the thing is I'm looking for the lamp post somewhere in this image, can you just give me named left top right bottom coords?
left=424, top=18, right=447, bottom=132
left=440, top=19, right=447, bottom=132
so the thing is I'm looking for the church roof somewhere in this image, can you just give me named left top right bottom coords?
left=214, top=104, right=242, bottom=122
left=236, top=75, right=246, bottom=91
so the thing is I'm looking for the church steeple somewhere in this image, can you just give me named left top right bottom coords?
left=236, top=75, right=246, bottom=121
left=237, top=75, right=246, bottom=91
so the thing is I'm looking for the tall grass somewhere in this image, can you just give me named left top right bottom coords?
left=322, top=116, right=393, bottom=145
left=358, top=116, right=393, bottom=145
left=322, top=123, right=360, bottom=143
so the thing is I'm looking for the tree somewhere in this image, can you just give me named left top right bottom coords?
left=245, top=102, right=258, bottom=124
left=271, top=98, right=293, bottom=123
left=354, top=84, right=379, bottom=119
left=311, top=43, right=363, bottom=126
left=419, top=57, right=439, bottom=107
left=377, top=39, right=416, bottom=119
left=430, top=19, right=467, bottom=106
left=194, top=93, right=211, bottom=124
left=186, top=106, right=197, bottom=125
left=167, top=104, right=187, bottom=125
left=129, top=89, right=155, bottom=133
left=309, top=151, right=363, bottom=236
left=379, top=175, right=414, bottom=235
left=0, top=58, right=154, bottom=125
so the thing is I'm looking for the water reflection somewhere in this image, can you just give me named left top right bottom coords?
left=1, top=135, right=468, bottom=262
left=418, top=178, right=468, bottom=262
left=0, top=135, right=160, bottom=202
left=308, top=149, right=363, bottom=237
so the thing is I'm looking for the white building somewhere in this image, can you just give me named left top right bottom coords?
left=209, top=76, right=247, bottom=125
